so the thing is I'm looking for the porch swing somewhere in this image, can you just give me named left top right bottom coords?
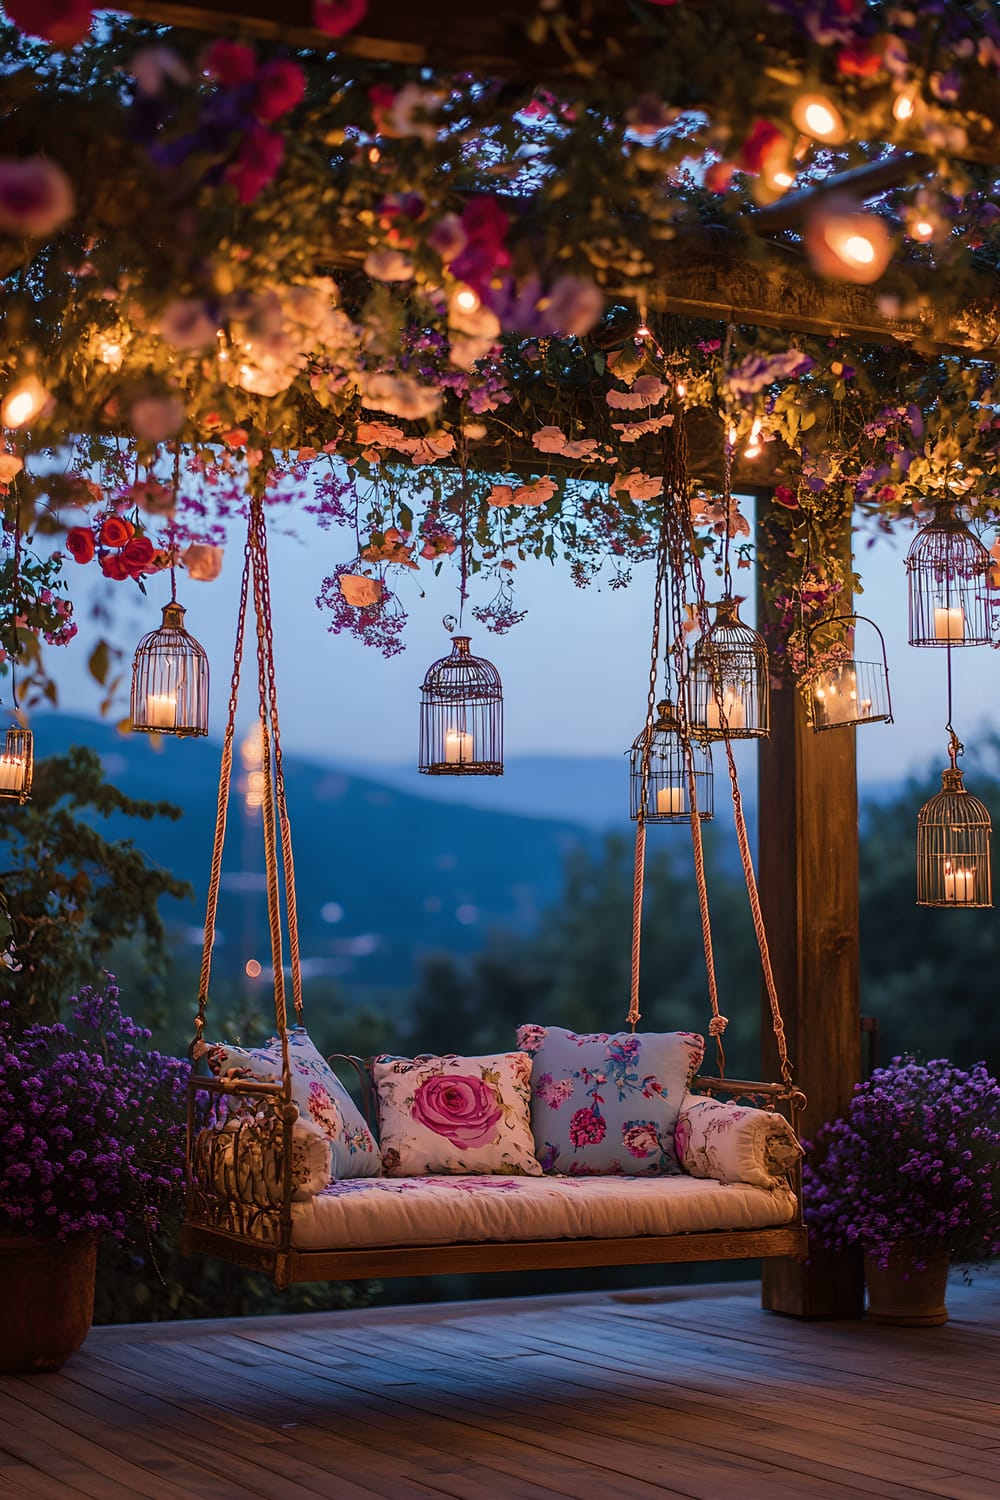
left=182, top=469, right=807, bottom=1289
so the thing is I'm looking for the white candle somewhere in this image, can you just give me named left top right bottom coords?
left=445, top=729, right=473, bottom=764
left=706, top=692, right=746, bottom=730
left=943, top=866, right=975, bottom=902
left=146, top=693, right=177, bottom=730
left=0, top=755, right=25, bottom=793
left=934, top=606, right=965, bottom=642
left=817, top=670, right=858, bottom=725
left=656, top=786, right=684, bottom=815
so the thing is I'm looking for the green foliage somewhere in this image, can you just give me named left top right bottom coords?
left=0, top=746, right=192, bottom=1025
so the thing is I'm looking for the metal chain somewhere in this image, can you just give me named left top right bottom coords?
left=193, top=513, right=253, bottom=1047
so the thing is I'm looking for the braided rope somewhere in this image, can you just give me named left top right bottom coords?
left=253, top=502, right=304, bottom=1022
left=193, top=517, right=253, bottom=1047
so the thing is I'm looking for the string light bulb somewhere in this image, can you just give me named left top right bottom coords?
left=893, top=90, right=916, bottom=122
left=1, top=376, right=49, bottom=429
left=805, top=199, right=891, bottom=284
left=454, top=287, right=480, bottom=313
left=791, top=92, right=846, bottom=144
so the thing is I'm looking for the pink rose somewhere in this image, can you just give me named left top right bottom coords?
left=201, top=38, right=257, bottom=87
left=6, top=0, right=93, bottom=47
left=225, top=125, right=284, bottom=205
left=308, top=1080, right=341, bottom=1137
left=411, top=1073, right=503, bottom=1149
left=253, top=59, right=306, bottom=124
left=0, top=158, right=74, bottom=239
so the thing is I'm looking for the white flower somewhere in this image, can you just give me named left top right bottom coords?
left=360, top=372, right=441, bottom=421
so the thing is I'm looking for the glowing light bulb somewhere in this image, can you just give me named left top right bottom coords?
left=100, top=341, right=123, bottom=370
left=893, top=92, right=914, bottom=122
left=368, top=146, right=381, bottom=163
left=912, top=219, right=934, bottom=242
left=744, top=417, right=763, bottom=459
left=791, top=93, right=845, bottom=144
left=675, top=381, right=686, bottom=398
left=771, top=170, right=795, bottom=189
left=1, top=377, right=48, bottom=429
left=637, top=324, right=652, bottom=339
left=245, top=958, right=262, bottom=978
left=842, top=234, right=876, bottom=266
left=454, top=287, right=479, bottom=313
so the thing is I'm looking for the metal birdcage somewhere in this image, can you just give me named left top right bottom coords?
left=689, top=595, right=769, bottom=740
left=130, top=602, right=210, bottom=737
left=419, top=635, right=503, bottom=775
left=807, top=614, right=893, bottom=731
left=905, top=501, right=993, bottom=647
left=917, top=737, right=992, bottom=908
left=0, top=723, right=32, bottom=802
left=629, top=699, right=713, bottom=823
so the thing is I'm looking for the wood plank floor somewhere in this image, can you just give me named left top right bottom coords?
left=1, top=1277, right=998, bottom=1499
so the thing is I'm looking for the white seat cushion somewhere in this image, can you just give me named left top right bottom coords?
left=289, top=1172, right=797, bottom=1252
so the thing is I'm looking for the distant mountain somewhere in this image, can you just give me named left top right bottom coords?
left=30, top=715, right=594, bottom=992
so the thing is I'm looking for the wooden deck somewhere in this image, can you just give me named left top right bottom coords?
left=0, top=1278, right=997, bottom=1499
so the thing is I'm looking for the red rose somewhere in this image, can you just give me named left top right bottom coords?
left=253, top=59, right=305, bottom=123
left=66, top=526, right=95, bottom=564
left=739, top=119, right=784, bottom=175
left=121, top=535, right=155, bottom=576
left=201, top=38, right=256, bottom=88
left=99, top=515, right=134, bottom=548
left=6, top=0, right=94, bottom=48
left=774, top=485, right=799, bottom=510
left=100, top=552, right=129, bottom=581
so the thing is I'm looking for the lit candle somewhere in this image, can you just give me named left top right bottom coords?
left=706, top=692, right=746, bottom=731
left=860, top=699, right=872, bottom=719
left=818, top=670, right=858, bottom=725
left=146, top=693, right=178, bottom=730
left=943, top=866, right=975, bottom=902
left=0, top=755, right=25, bottom=793
left=934, top=606, right=965, bottom=642
left=445, top=729, right=473, bottom=764
left=656, top=786, right=684, bottom=815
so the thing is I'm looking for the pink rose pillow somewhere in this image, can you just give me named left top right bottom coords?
left=373, top=1052, right=542, bottom=1176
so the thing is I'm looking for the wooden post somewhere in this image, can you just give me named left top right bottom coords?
left=757, top=495, right=864, bottom=1319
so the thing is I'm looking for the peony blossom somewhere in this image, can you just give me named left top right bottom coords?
left=66, top=526, right=96, bottom=564
left=313, top=0, right=368, bottom=37
left=181, top=543, right=224, bottom=581
left=253, top=59, right=305, bottom=123
left=0, top=158, right=74, bottom=239
left=6, top=0, right=93, bottom=47
left=339, top=573, right=383, bottom=607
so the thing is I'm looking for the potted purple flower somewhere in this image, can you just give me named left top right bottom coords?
left=0, top=978, right=189, bottom=1372
left=804, top=1057, right=1000, bottom=1325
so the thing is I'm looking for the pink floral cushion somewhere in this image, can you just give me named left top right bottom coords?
left=372, top=1052, right=542, bottom=1176
left=675, top=1092, right=802, bottom=1188
left=516, top=1024, right=705, bottom=1175
left=200, top=1027, right=380, bottom=1180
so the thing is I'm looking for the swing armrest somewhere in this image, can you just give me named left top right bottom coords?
left=676, top=1090, right=803, bottom=1189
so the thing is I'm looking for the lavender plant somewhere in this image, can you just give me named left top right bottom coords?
left=804, top=1057, right=1000, bottom=1270
left=0, top=978, right=188, bottom=1242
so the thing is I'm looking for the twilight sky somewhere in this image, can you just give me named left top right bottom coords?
left=35, top=497, right=1000, bottom=789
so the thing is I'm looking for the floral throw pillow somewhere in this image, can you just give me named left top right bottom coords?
left=199, top=1027, right=380, bottom=1180
left=372, top=1052, right=542, bottom=1176
left=516, top=1024, right=705, bottom=1175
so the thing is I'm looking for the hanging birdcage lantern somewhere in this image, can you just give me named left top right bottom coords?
left=0, top=723, right=32, bottom=802
left=807, top=614, right=893, bottom=731
left=689, top=596, right=769, bottom=740
left=130, top=602, right=209, bottom=737
left=419, top=635, right=503, bottom=775
left=917, top=735, right=992, bottom=907
left=629, top=699, right=713, bottom=823
left=905, top=501, right=993, bottom=647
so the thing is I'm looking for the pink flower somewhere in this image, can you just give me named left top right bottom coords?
left=225, top=125, right=284, bottom=204
left=253, top=59, right=306, bottom=123
left=569, top=1107, right=606, bottom=1149
left=532, top=425, right=569, bottom=454
left=307, top=1081, right=341, bottom=1136
left=0, top=158, right=74, bottom=238
left=129, top=479, right=176, bottom=516
left=487, top=483, right=515, bottom=509
left=411, top=1074, right=503, bottom=1150
left=774, top=484, right=799, bottom=510
left=160, top=297, right=217, bottom=350
left=339, top=573, right=383, bottom=607
left=674, top=1114, right=691, bottom=1165
left=739, top=119, right=785, bottom=175
left=6, top=0, right=93, bottom=46
left=201, top=38, right=257, bottom=87
left=129, top=394, right=185, bottom=442
left=313, top=0, right=368, bottom=37
left=536, top=1073, right=574, bottom=1110
left=512, top=476, right=557, bottom=507
left=181, top=543, right=224, bottom=581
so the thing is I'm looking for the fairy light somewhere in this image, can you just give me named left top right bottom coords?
left=245, top=958, right=262, bottom=978
left=368, top=146, right=381, bottom=163
left=912, top=219, right=935, bottom=242
left=842, top=233, right=877, bottom=267
left=893, top=92, right=915, bottom=122
left=637, top=324, right=652, bottom=339
left=792, top=92, right=845, bottom=144
left=675, top=381, right=687, bottom=398
left=744, top=417, right=763, bottom=459
left=1, top=378, right=48, bottom=429
left=99, top=340, right=123, bottom=370
left=454, top=287, right=480, bottom=313
left=770, top=169, right=795, bottom=190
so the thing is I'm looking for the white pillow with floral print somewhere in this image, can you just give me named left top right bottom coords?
left=676, top=1092, right=802, bottom=1188
left=373, top=1052, right=542, bottom=1176
left=200, top=1027, right=380, bottom=1180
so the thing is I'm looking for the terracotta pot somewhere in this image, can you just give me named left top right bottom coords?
left=864, top=1241, right=949, bottom=1326
left=0, top=1234, right=97, bottom=1374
